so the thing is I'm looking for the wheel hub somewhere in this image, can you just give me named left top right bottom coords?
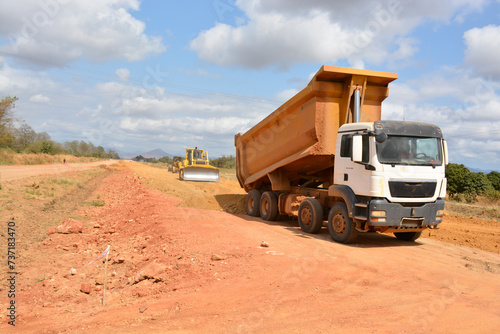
left=262, top=199, right=269, bottom=215
left=301, top=207, right=312, bottom=226
left=332, top=213, right=346, bottom=234
left=248, top=197, right=254, bottom=211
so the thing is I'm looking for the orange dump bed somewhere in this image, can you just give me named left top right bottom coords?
left=235, top=66, right=397, bottom=192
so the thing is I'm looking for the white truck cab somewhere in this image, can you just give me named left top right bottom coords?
left=330, top=120, right=447, bottom=241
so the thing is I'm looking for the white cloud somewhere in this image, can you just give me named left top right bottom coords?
left=382, top=65, right=500, bottom=169
left=275, top=88, right=299, bottom=103
left=87, top=76, right=278, bottom=154
left=0, top=62, right=57, bottom=95
left=29, top=94, right=50, bottom=103
left=464, top=25, right=500, bottom=78
left=115, top=68, right=130, bottom=82
left=190, top=0, right=488, bottom=69
left=0, top=0, right=166, bottom=68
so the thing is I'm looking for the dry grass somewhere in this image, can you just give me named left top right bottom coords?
left=0, top=149, right=100, bottom=165
left=446, top=196, right=500, bottom=221
left=218, top=168, right=238, bottom=181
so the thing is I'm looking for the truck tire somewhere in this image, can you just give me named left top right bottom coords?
left=394, top=231, right=422, bottom=241
left=246, top=190, right=262, bottom=217
left=260, top=191, right=278, bottom=221
left=298, top=198, right=323, bottom=234
left=328, top=203, right=358, bottom=244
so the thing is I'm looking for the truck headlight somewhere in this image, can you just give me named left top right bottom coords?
left=371, top=210, right=386, bottom=217
left=371, top=210, right=386, bottom=223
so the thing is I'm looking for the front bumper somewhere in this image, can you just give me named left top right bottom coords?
left=368, top=198, right=445, bottom=227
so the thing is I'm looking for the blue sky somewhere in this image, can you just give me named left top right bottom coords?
left=0, top=0, right=499, bottom=171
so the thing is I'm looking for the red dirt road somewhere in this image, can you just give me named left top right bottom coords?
left=0, top=160, right=117, bottom=182
left=1, top=164, right=500, bottom=333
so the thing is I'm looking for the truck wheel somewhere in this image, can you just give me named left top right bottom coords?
left=394, top=231, right=422, bottom=241
left=260, top=191, right=278, bottom=221
left=246, top=190, right=261, bottom=217
left=328, top=203, right=358, bottom=244
left=298, top=198, right=323, bottom=234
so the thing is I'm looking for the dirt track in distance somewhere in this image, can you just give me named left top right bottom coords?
left=0, top=160, right=116, bottom=182
left=0, top=161, right=499, bottom=333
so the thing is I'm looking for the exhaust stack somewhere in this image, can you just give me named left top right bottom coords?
left=354, top=89, right=361, bottom=123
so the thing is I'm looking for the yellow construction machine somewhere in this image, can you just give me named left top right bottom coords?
left=170, top=156, right=183, bottom=173
left=178, top=147, right=220, bottom=182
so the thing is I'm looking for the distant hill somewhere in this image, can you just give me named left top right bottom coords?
left=468, top=166, right=492, bottom=174
left=113, top=148, right=174, bottom=160
left=142, top=148, right=172, bottom=159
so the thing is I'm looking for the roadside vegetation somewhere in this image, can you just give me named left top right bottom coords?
left=132, top=154, right=236, bottom=168
left=446, top=163, right=500, bottom=203
left=445, top=163, right=500, bottom=220
left=132, top=155, right=172, bottom=164
left=0, top=95, right=120, bottom=165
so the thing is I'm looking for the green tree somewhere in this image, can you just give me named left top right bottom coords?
left=13, top=121, right=36, bottom=151
left=107, top=149, right=120, bottom=159
left=159, top=156, right=172, bottom=164
left=63, top=140, right=79, bottom=155
left=95, top=145, right=106, bottom=158
left=41, top=141, right=55, bottom=154
left=446, top=163, right=471, bottom=195
left=35, top=132, right=51, bottom=142
left=487, top=171, right=500, bottom=191
left=210, top=155, right=236, bottom=169
left=78, top=140, right=90, bottom=156
left=0, top=96, right=18, bottom=147
left=468, top=172, right=493, bottom=194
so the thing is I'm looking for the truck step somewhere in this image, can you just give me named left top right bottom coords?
left=355, top=203, right=368, bottom=208
left=354, top=215, right=367, bottom=221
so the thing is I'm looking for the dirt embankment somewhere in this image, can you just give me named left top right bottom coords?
left=124, top=161, right=248, bottom=215
left=0, top=161, right=499, bottom=333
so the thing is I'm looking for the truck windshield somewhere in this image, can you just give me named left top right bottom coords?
left=376, top=136, right=442, bottom=166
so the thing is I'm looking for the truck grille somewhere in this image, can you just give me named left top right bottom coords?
left=389, top=181, right=436, bottom=198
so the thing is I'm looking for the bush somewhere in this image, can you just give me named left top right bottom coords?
left=487, top=171, right=500, bottom=191
left=446, top=163, right=494, bottom=203
left=446, top=163, right=471, bottom=195
left=211, top=155, right=236, bottom=169
left=484, top=189, right=500, bottom=202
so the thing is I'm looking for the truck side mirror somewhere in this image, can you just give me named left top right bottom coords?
left=352, top=135, right=363, bottom=162
left=375, top=132, right=387, bottom=143
left=443, top=140, right=449, bottom=165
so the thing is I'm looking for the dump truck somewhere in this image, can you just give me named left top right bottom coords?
left=235, top=66, right=447, bottom=243
left=178, top=147, right=220, bottom=182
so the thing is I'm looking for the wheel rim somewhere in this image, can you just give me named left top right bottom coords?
left=301, top=206, right=312, bottom=226
left=261, top=198, right=269, bottom=215
left=332, top=212, right=346, bottom=234
left=248, top=196, right=255, bottom=212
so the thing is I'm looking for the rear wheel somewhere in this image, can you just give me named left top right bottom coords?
left=394, top=231, right=422, bottom=241
left=246, top=190, right=261, bottom=217
left=298, top=198, right=323, bottom=234
left=260, top=191, right=278, bottom=221
left=328, top=203, right=358, bottom=244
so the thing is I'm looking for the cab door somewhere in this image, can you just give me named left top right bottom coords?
left=334, top=133, right=373, bottom=196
